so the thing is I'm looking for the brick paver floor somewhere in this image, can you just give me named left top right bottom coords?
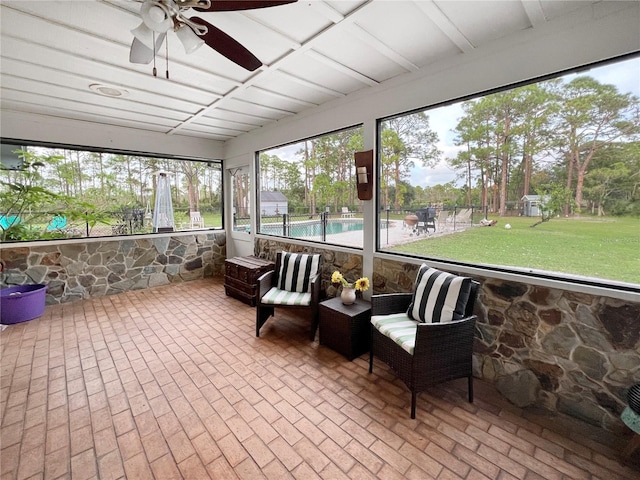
left=1, top=277, right=638, bottom=479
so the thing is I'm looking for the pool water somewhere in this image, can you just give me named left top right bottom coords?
left=261, top=220, right=363, bottom=237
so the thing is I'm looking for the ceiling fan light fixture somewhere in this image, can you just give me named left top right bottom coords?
left=140, top=0, right=172, bottom=32
left=176, top=25, right=204, bottom=54
left=131, top=22, right=156, bottom=49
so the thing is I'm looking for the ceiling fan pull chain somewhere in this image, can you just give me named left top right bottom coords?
left=165, top=34, right=170, bottom=79
left=152, top=31, right=158, bottom=77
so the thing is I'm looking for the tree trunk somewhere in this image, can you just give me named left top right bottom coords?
left=499, top=154, right=508, bottom=216
left=564, top=151, right=575, bottom=216
left=466, top=160, right=472, bottom=205
left=75, top=151, right=83, bottom=196
left=394, top=161, right=401, bottom=210
left=574, top=149, right=595, bottom=214
left=523, top=153, right=532, bottom=196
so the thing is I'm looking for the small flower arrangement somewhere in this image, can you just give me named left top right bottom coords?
left=331, top=270, right=370, bottom=292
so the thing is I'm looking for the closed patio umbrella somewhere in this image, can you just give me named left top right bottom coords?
left=153, top=172, right=175, bottom=233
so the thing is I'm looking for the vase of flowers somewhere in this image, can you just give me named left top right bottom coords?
left=331, top=270, right=370, bottom=305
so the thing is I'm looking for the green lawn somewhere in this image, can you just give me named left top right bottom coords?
left=171, top=212, right=222, bottom=229
left=202, top=212, right=222, bottom=228
left=389, top=216, right=640, bottom=284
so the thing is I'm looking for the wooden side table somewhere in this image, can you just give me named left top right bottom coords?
left=319, top=297, right=371, bottom=360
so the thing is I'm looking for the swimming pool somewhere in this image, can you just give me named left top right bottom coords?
left=261, top=219, right=363, bottom=237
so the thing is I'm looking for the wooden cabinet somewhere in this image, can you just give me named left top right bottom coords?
left=224, top=256, right=274, bottom=306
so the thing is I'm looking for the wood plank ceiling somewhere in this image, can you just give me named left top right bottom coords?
left=0, top=0, right=597, bottom=142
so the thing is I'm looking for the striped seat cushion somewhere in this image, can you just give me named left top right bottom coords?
left=278, top=252, right=321, bottom=293
left=407, top=264, right=471, bottom=323
left=371, top=313, right=418, bottom=355
left=260, top=287, right=312, bottom=306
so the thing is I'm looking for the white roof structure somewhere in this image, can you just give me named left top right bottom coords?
left=2, top=1, right=637, bottom=154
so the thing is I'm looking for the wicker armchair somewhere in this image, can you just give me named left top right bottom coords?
left=369, top=279, right=479, bottom=418
left=256, top=252, right=323, bottom=341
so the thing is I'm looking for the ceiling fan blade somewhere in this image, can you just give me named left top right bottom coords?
left=193, top=0, right=297, bottom=12
left=190, top=17, right=262, bottom=71
left=129, top=33, right=166, bottom=64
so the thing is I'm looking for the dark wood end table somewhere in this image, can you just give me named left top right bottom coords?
left=319, top=297, right=371, bottom=360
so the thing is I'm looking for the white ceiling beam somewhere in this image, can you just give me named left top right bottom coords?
left=305, top=50, right=379, bottom=87
left=208, top=108, right=271, bottom=123
left=413, top=0, right=475, bottom=53
left=167, top=102, right=276, bottom=134
left=171, top=126, right=235, bottom=140
left=232, top=98, right=297, bottom=116
left=307, top=0, right=345, bottom=24
left=242, top=12, right=302, bottom=50
left=521, top=0, right=547, bottom=27
left=198, top=114, right=263, bottom=130
left=351, top=23, right=419, bottom=72
left=271, top=70, right=345, bottom=98
left=248, top=86, right=318, bottom=108
left=0, top=95, right=179, bottom=131
left=188, top=122, right=249, bottom=135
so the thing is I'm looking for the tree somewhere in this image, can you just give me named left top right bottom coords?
left=381, top=113, right=440, bottom=210
left=423, top=182, right=460, bottom=206
left=512, top=82, right=558, bottom=198
left=379, top=129, right=405, bottom=210
left=555, top=76, right=640, bottom=215
left=530, top=183, right=575, bottom=227
left=180, top=161, right=207, bottom=212
left=452, top=87, right=556, bottom=216
left=583, top=142, right=640, bottom=216
left=451, top=99, right=498, bottom=211
left=232, top=170, right=250, bottom=218
left=487, top=91, right=520, bottom=217
left=0, top=151, right=62, bottom=240
left=0, top=149, right=107, bottom=241
left=584, top=162, right=631, bottom=216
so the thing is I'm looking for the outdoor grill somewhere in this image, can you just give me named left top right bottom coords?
left=412, top=207, right=437, bottom=235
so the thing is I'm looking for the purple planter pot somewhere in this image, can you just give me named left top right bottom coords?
left=0, top=284, right=47, bottom=324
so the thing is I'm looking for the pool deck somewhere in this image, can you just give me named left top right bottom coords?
left=294, top=219, right=472, bottom=249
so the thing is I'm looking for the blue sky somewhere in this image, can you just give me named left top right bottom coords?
left=413, top=55, right=640, bottom=187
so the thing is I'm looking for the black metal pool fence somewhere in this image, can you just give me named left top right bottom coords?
left=258, top=212, right=363, bottom=241
left=255, top=205, right=488, bottom=241
left=9, top=204, right=490, bottom=241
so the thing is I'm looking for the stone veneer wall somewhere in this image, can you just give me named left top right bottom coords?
left=0, top=232, right=226, bottom=304
left=373, top=257, right=640, bottom=433
left=254, top=239, right=363, bottom=298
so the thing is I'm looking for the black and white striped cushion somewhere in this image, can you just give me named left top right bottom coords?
left=407, top=264, right=472, bottom=323
left=277, top=252, right=321, bottom=293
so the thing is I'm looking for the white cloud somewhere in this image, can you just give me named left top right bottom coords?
left=565, top=56, right=640, bottom=97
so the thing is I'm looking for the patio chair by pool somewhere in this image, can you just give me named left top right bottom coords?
left=256, top=252, right=323, bottom=341
left=437, top=210, right=451, bottom=229
left=341, top=207, right=354, bottom=218
left=47, top=216, right=67, bottom=231
left=0, top=215, right=20, bottom=230
left=369, top=264, right=479, bottom=418
left=453, top=208, right=472, bottom=228
left=190, top=211, right=204, bottom=229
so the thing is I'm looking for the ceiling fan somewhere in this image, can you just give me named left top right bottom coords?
left=129, top=0, right=297, bottom=72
